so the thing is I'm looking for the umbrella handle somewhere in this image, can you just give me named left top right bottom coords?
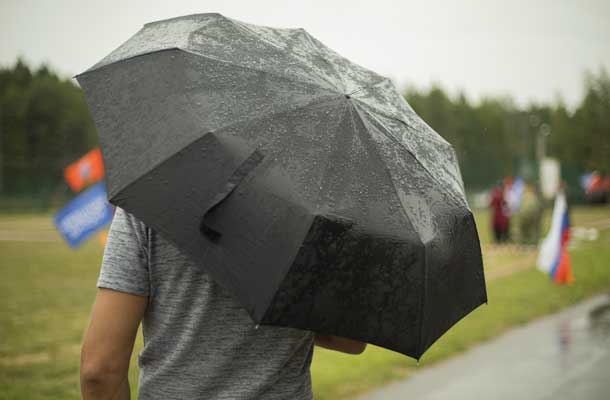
left=199, top=149, right=265, bottom=242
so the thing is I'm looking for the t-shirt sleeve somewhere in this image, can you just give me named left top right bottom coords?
left=97, top=207, right=150, bottom=296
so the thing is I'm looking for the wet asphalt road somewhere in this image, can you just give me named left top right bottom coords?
left=360, top=294, right=610, bottom=400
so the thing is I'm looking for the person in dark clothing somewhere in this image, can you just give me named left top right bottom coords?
left=490, top=183, right=510, bottom=243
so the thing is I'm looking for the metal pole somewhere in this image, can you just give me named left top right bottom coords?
left=537, top=123, right=551, bottom=163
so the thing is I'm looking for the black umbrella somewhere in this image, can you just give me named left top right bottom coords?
left=77, top=13, right=486, bottom=359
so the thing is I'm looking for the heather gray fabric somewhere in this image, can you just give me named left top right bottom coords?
left=98, top=207, right=314, bottom=400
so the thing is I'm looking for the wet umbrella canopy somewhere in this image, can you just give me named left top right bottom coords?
left=77, top=13, right=487, bottom=359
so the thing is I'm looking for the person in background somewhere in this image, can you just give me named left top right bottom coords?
left=586, top=171, right=610, bottom=204
left=490, top=181, right=510, bottom=243
left=518, top=182, right=543, bottom=245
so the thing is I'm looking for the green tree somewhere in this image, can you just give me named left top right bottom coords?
left=0, top=59, right=98, bottom=203
left=404, top=68, right=610, bottom=195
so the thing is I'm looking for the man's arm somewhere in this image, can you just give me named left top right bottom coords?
left=315, top=335, right=367, bottom=355
left=80, top=288, right=147, bottom=400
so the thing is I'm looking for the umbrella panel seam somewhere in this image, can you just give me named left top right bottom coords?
left=350, top=104, right=429, bottom=358
left=355, top=105, right=466, bottom=211
left=108, top=94, right=346, bottom=202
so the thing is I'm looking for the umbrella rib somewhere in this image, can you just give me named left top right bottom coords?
left=82, top=47, right=343, bottom=96
left=223, top=17, right=292, bottom=50
left=355, top=99, right=449, bottom=146
left=181, top=47, right=343, bottom=95
left=230, top=21, right=351, bottom=93
left=355, top=105, right=466, bottom=209
left=350, top=105, right=426, bottom=247
left=350, top=104, right=429, bottom=356
left=290, top=30, right=349, bottom=92
left=110, top=94, right=346, bottom=202
left=346, top=77, right=390, bottom=97
left=222, top=16, right=333, bottom=80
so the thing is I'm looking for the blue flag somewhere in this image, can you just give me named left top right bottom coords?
left=54, top=182, right=114, bottom=247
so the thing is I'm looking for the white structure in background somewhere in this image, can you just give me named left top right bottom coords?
left=471, top=191, right=491, bottom=210
left=540, top=157, right=561, bottom=200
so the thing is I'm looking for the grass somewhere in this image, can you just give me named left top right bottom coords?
left=0, top=239, right=100, bottom=399
left=0, top=206, right=609, bottom=399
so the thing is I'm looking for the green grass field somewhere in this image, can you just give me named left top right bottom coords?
left=1, top=206, right=609, bottom=399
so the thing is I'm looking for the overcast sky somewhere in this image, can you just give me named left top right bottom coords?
left=2, top=0, right=609, bottom=107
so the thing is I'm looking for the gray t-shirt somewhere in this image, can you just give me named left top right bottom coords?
left=98, top=208, right=315, bottom=400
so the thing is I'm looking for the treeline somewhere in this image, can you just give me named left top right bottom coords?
left=0, top=60, right=97, bottom=204
left=405, top=70, right=610, bottom=191
left=0, top=59, right=609, bottom=207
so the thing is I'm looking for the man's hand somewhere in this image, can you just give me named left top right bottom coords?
left=315, top=335, right=367, bottom=355
left=80, top=289, right=147, bottom=400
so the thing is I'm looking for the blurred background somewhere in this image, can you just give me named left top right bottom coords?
left=1, top=1, right=609, bottom=399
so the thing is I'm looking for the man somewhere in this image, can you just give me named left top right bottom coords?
left=80, top=208, right=365, bottom=400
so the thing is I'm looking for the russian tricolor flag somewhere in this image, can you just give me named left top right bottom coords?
left=537, top=191, right=574, bottom=284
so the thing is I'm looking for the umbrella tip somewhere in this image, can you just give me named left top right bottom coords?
left=344, top=94, right=351, bottom=100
